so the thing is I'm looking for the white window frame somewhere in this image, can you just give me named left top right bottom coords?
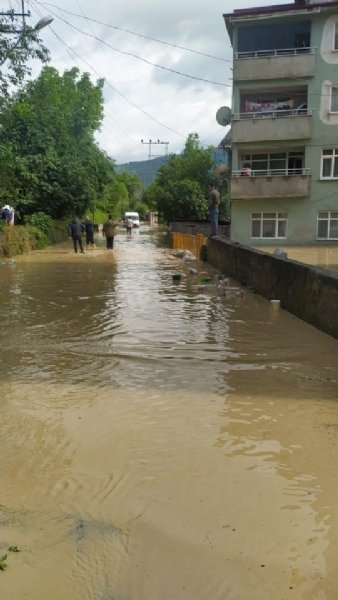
left=240, top=150, right=304, bottom=176
left=250, top=212, right=288, bottom=240
left=320, top=148, right=338, bottom=179
left=330, top=86, right=338, bottom=113
left=317, top=211, right=338, bottom=240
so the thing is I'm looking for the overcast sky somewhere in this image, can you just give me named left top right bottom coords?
left=4, top=0, right=279, bottom=164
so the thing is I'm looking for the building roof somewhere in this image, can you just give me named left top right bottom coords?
left=224, top=0, right=338, bottom=20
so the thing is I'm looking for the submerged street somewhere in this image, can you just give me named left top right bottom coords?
left=0, top=227, right=337, bottom=600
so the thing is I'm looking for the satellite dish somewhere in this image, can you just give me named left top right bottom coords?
left=216, top=106, right=231, bottom=127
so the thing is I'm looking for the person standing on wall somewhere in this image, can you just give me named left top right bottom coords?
left=68, top=216, right=85, bottom=254
left=207, top=183, right=220, bottom=237
left=102, top=214, right=118, bottom=249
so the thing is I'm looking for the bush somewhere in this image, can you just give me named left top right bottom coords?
left=24, top=212, right=53, bottom=234
left=48, top=220, right=69, bottom=244
left=0, top=226, right=31, bottom=257
left=26, top=225, right=49, bottom=249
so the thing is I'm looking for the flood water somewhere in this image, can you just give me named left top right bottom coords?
left=0, top=227, right=337, bottom=600
left=256, top=245, right=338, bottom=274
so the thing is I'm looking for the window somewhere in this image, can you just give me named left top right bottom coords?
left=317, top=211, right=338, bottom=240
left=330, top=87, right=338, bottom=112
left=251, top=212, right=287, bottom=239
left=334, top=22, right=338, bottom=50
left=237, top=21, right=310, bottom=55
left=321, top=149, right=338, bottom=179
left=240, top=151, right=304, bottom=176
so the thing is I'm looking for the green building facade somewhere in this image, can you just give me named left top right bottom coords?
left=224, top=0, right=338, bottom=245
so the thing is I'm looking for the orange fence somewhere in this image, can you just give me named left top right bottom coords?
left=170, top=232, right=206, bottom=258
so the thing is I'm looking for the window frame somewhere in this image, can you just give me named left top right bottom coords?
left=240, top=150, right=304, bottom=176
left=250, top=212, right=288, bottom=240
left=320, top=148, right=338, bottom=179
left=334, top=22, right=338, bottom=51
left=330, top=86, right=338, bottom=113
left=317, top=211, right=338, bottom=241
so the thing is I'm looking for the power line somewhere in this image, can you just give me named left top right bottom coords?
left=31, top=5, right=231, bottom=88
left=46, top=23, right=187, bottom=139
left=33, top=0, right=232, bottom=63
left=28, top=2, right=140, bottom=153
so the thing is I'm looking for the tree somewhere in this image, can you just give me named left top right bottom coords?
left=0, top=14, right=49, bottom=107
left=144, top=133, right=213, bottom=222
left=117, top=171, right=143, bottom=209
left=0, top=67, right=116, bottom=219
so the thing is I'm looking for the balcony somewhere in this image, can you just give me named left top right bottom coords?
left=233, top=48, right=316, bottom=81
left=230, top=169, right=310, bottom=200
left=232, top=109, right=312, bottom=143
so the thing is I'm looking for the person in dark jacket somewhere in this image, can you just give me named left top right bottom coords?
left=68, top=216, right=84, bottom=254
left=83, top=215, right=95, bottom=248
left=102, top=214, right=118, bottom=249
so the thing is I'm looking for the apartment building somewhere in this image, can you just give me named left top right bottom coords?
left=223, top=0, right=338, bottom=245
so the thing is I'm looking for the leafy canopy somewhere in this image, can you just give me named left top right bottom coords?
left=0, top=14, right=49, bottom=107
left=0, top=67, right=116, bottom=219
left=144, top=133, right=213, bottom=222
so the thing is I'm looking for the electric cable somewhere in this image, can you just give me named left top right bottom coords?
left=31, top=5, right=231, bottom=88
left=33, top=0, right=232, bottom=63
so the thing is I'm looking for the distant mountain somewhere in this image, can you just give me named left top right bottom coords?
left=117, top=155, right=170, bottom=187
left=117, top=147, right=229, bottom=187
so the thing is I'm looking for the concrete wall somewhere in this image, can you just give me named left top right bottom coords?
left=231, top=174, right=310, bottom=200
left=232, top=114, right=312, bottom=143
left=207, top=237, right=338, bottom=339
left=234, top=52, right=316, bottom=81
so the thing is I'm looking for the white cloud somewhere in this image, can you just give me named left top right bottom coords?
left=16, top=0, right=281, bottom=163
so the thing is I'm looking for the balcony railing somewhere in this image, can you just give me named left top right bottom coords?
left=233, top=108, right=312, bottom=121
left=236, top=47, right=315, bottom=59
left=232, top=168, right=310, bottom=178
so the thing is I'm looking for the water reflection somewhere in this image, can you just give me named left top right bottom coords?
left=0, top=228, right=337, bottom=600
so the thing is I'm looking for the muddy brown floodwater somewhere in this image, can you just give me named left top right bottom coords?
left=0, top=227, right=337, bottom=600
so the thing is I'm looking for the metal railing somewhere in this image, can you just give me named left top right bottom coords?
left=236, top=47, right=315, bottom=59
left=233, top=108, right=312, bottom=120
left=232, top=168, right=311, bottom=178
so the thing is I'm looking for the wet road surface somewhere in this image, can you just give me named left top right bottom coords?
left=0, top=227, right=337, bottom=600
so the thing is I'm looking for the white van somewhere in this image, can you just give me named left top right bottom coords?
left=124, top=212, right=140, bottom=227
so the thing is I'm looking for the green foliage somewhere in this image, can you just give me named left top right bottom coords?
left=157, top=179, right=206, bottom=222
left=24, top=212, right=53, bottom=233
left=26, top=225, right=49, bottom=249
left=0, top=226, right=31, bottom=257
left=133, top=202, right=148, bottom=219
left=0, top=217, right=69, bottom=257
left=144, top=133, right=213, bottom=222
left=0, top=554, right=7, bottom=571
left=0, top=67, right=116, bottom=220
left=0, top=17, right=49, bottom=107
left=117, top=172, right=143, bottom=207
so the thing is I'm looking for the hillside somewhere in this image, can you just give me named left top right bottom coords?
left=117, top=147, right=229, bottom=187
left=117, top=155, right=170, bottom=187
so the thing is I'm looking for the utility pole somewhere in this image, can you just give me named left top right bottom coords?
left=0, top=1, right=53, bottom=33
left=0, top=1, right=30, bottom=32
left=141, top=139, right=169, bottom=159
